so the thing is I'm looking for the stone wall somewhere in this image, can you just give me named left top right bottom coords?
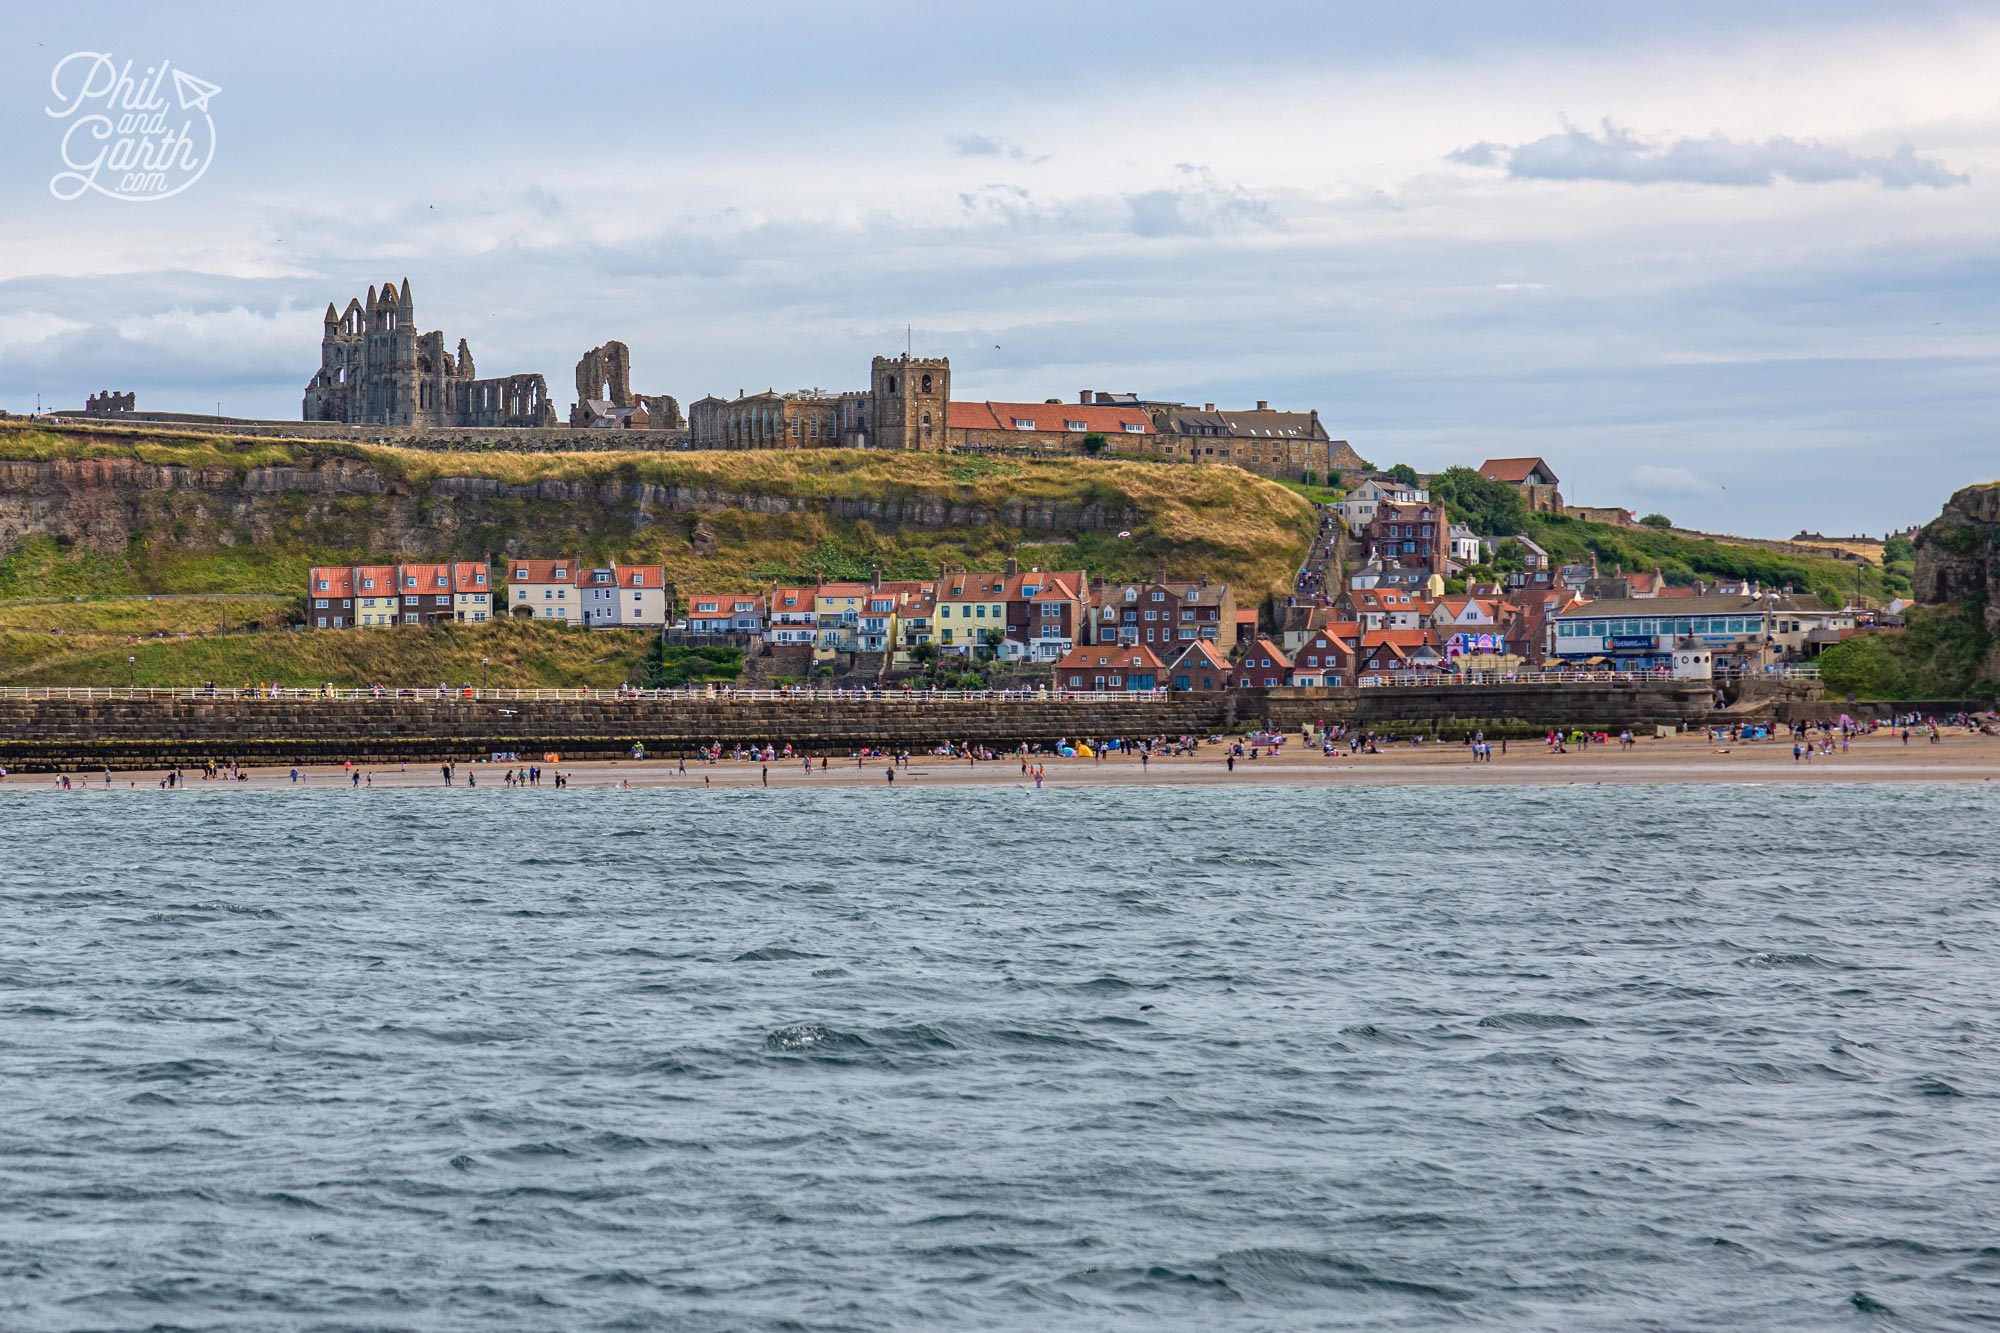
left=0, top=681, right=1736, bottom=770
left=0, top=694, right=1243, bottom=770
left=56, top=417, right=695, bottom=453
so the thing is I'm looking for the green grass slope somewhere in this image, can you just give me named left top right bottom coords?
left=0, top=425, right=1316, bottom=605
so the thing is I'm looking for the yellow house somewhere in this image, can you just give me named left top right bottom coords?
left=353, top=563, right=399, bottom=627
left=936, top=571, right=1007, bottom=655
left=813, top=581, right=869, bottom=658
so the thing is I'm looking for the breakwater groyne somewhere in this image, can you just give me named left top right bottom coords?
left=0, top=682, right=1732, bottom=770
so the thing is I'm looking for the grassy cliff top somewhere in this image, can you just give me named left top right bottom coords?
left=0, top=422, right=1320, bottom=604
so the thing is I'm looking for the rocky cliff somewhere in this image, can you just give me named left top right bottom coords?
left=0, top=454, right=1148, bottom=552
left=1912, top=481, right=2000, bottom=681
left=0, top=425, right=1315, bottom=598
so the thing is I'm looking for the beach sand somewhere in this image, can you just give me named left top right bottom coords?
left=45, top=730, right=2000, bottom=791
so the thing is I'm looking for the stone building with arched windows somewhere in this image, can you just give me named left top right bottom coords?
left=302, top=278, right=555, bottom=427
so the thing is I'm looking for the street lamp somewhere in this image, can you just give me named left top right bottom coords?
left=481, top=656, right=490, bottom=689
left=127, top=655, right=136, bottom=689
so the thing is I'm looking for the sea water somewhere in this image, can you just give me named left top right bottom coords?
left=3, top=782, right=1997, bottom=1330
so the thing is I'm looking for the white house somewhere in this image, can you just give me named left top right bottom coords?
left=1448, top=523, right=1484, bottom=566
left=767, top=586, right=819, bottom=647
left=508, top=558, right=667, bottom=627
left=1335, top=477, right=1430, bottom=536
left=577, top=564, right=670, bottom=628
left=508, top=557, right=582, bottom=623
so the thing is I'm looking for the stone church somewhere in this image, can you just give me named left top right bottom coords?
left=302, top=279, right=555, bottom=427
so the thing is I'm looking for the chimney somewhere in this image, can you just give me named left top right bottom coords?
left=1256, top=400, right=1269, bottom=411
left=1005, top=555, right=1019, bottom=577
left=1080, top=390, right=1091, bottom=404
left=1204, top=403, right=1214, bottom=412
left=869, top=564, right=880, bottom=590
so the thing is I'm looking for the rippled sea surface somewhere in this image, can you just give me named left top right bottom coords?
left=5, top=782, right=2000, bottom=1331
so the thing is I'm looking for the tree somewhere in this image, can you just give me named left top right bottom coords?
left=1430, top=465, right=1529, bottom=536
left=1884, top=534, right=1916, bottom=565
left=1639, top=513, right=1673, bottom=530
left=1491, top=539, right=1527, bottom=574
left=1387, top=463, right=1421, bottom=487
left=1080, top=433, right=1108, bottom=457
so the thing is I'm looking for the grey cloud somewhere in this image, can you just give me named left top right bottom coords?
left=1453, top=118, right=1968, bottom=189
left=950, top=133, right=1046, bottom=162
left=1445, top=141, right=1505, bottom=168
left=1125, top=168, right=1282, bottom=238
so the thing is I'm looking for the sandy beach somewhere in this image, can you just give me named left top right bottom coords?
left=32, top=729, right=2000, bottom=790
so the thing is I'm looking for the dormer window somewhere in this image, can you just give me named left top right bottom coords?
left=1065, top=419, right=1087, bottom=431
left=1012, top=418, right=1035, bottom=430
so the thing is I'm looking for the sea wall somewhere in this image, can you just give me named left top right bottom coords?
left=0, top=682, right=1733, bottom=770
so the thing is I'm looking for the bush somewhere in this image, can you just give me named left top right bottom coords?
left=1638, top=513, right=1672, bottom=530
left=1387, top=463, right=1420, bottom=487
left=1819, top=601, right=1995, bottom=699
left=1080, top=433, right=1108, bottom=457
left=637, top=642, right=743, bottom=688
left=1431, top=466, right=1529, bottom=536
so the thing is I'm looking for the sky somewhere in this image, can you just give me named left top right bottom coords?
left=1, top=0, right=1996, bottom=536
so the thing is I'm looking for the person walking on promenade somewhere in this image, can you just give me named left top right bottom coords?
left=441, top=762, right=452, bottom=785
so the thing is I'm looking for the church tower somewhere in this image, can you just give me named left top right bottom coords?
left=870, top=353, right=949, bottom=451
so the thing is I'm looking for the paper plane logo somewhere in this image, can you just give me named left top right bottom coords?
left=46, top=53, right=220, bottom=202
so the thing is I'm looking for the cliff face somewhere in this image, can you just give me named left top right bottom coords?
left=0, top=455, right=1147, bottom=555
left=1913, top=482, right=2000, bottom=678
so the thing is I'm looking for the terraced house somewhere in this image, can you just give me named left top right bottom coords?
left=576, top=564, right=669, bottom=628
left=307, top=561, right=491, bottom=629
left=506, top=558, right=666, bottom=627
left=767, top=586, right=818, bottom=647
left=1088, top=578, right=1238, bottom=654
left=683, top=592, right=764, bottom=636
left=936, top=570, right=1009, bottom=655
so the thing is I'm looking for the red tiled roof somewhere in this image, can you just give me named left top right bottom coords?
left=509, top=558, right=579, bottom=585
left=949, top=402, right=1154, bottom=435
left=611, top=565, right=665, bottom=590
left=1055, top=644, right=1167, bottom=671
left=1478, top=457, right=1557, bottom=484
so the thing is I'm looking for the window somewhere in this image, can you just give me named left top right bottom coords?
left=314, top=598, right=329, bottom=609
left=1122, top=423, right=1144, bottom=433
left=1012, top=418, right=1035, bottom=430
left=1065, top=419, right=1088, bottom=431
left=315, top=616, right=327, bottom=628
left=475, top=572, right=486, bottom=585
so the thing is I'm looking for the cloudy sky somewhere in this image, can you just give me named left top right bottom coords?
left=2, top=1, right=1995, bottom=534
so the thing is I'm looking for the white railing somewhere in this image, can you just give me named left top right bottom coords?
left=1359, top=666, right=1818, bottom=687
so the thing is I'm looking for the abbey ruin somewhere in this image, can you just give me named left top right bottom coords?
left=303, top=279, right=555, bottom=427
